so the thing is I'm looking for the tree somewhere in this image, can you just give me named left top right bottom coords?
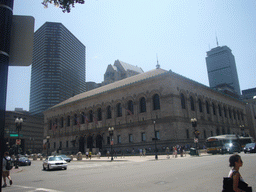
left=42, top=0, right=85, bottom=13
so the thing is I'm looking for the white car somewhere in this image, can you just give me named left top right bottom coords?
left=43, top=156, right=67, bottom=171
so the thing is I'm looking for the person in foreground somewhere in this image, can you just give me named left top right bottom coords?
left=2, top=152, right=13, bottom=188
left=227, top=154, right=251, bottom=192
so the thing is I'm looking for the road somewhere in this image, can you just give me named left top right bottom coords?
left=2, top=153, right=256, bottom=192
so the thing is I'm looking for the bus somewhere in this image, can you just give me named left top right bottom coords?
left=206, top=135, right=254, bottom=154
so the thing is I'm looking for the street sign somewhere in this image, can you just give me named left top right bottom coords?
left=16, top=139, right=21, bottom=145
left=10, top=134, right=18, bottom=137
left=194, top=138, right=198, bottom=143
left=10, top=134, right=23, bottom=137
left=111, top=141, right=114, bottom=145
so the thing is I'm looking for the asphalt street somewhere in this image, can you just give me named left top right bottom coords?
left=2, top=153, right=256, bottom=192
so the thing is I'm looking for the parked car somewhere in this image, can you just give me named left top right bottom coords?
left=221, top=143, right=241, bottom=154
left=43, top=156, right=67, bottom=171
left=59, top=154, right=72, bottom=162
left=18, top=157, right=31, bottom=166
left=243, top=143, right=256, bottom=153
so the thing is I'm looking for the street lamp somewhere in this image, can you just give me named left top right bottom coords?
left=153, top=121, right=158, bottom=160
left=46, top=136, right=50, bottom=158
left=191, top=118, right=199, bottom=156
left=14, top=117, right=23, bottom=169
left=108, top=127, right=114, bottom=161
left=239, top=125, right=245, bottom=136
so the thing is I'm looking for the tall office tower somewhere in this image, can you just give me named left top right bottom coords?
left=29, top=22, right=86, bottom=115
left=206, top=45, right=241, bottom=95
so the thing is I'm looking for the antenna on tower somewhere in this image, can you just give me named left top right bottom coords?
left=156, top=54, right=160, bottom=69
left=215, top=32, right=219, bottom=47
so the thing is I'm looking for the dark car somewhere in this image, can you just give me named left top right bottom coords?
left=244, top=143, right=256, bottom=153
left=18, top=157, right=31, bottom=166
left=221, top=143, right=241, bottom=154
left=59, top=155, right=72, bottom=162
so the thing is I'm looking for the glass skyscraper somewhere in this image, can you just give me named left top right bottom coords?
left=29, top=22, right=86, bottom=115
left=206, top=45, right=241, bottom=95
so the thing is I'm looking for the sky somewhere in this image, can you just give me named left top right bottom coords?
left=6, top=0, right=256, bottom=111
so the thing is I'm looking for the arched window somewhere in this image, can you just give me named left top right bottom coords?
left=117, top=103, right=122, bottom=117
left=180, top=93, right=186, bottom=109
left=89, top=110, right=93, bottom=122
left=212, top=103, right=216, bottom=115
left=190, top=96, right=195, bottom=111
left=153, top=94, right=160, bottom=110
left=206, top=101, right=210, bottom=114
left=198, top=99, right=203, bottom=112
left=97, top=108, right=102, bottom=121
left=218, top=105, right=222, bottom=116
left=127, top=100, right=134, bottom=115
left=140, top=97, right=146, bottom=113
left=107, top=106, right=112, bottom=119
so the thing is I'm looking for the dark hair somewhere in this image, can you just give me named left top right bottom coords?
left=229, top=154, right=241, bottom=167
left=4, top=152, right=9, bottom=156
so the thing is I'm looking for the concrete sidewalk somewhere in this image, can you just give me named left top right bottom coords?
left=70, top=150, right=209, bottom=162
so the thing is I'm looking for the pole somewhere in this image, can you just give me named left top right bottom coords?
left=15, top=127, right=19, bottom=169
left=0, top=0, right=14, bottom=190
left=111, top=135, right=113, bottom=161
left=154, top=121, right=158, bottom=160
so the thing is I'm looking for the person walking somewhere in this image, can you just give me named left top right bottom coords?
left=2, top=152, right=13, bottom=188
left=225, top=154, right=252, bottom=192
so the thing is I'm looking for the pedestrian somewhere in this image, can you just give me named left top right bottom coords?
left=173, top=146, right=177, bottom=158
left=107, top=151, right=110, bottom=159
left=166, top=147, right=170, bottom=159
left=97, top=151, right=101, bottom=159
left=224, top=154, right=252, bottom=192
left=139, top=149, right=143, bottom=157
left=2, top=152, right=13, bottom=188
left=180, top=146, right=184, bottom=157
left=143, top=148, right=146, bottom=156
left=89, top=151, right=92, bottom=160
left=85, top=151, right=89, bottom=159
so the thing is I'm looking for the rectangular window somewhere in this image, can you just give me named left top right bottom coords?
left=66, top=141, right=68, bottom=148
left=155, top=131, right=160, bottom=140
left=107, top=137, right=110, bottom=145
left=59, top=141, right=62, bottom=149
left=54, top=142, right=56, bottom=149
left=117, top=135, right=121, bottom=144
left=129, top=134, right=133, bottom=143
left=141, top=132, right=146, bottom=142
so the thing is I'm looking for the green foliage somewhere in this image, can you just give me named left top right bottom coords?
left=42, top=0, right=85, bottom=13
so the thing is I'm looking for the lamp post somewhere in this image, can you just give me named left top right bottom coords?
left=153, top=121, right=158, bottom=160
left=15, top=117, right=23, bottom=169
left=108, top=127, right=114, bottom=161
left=46, top=136, right=50, bottom=158
left=239, top=125, right=245, bottom=136
left=191, top=118, right=199, bottom=155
